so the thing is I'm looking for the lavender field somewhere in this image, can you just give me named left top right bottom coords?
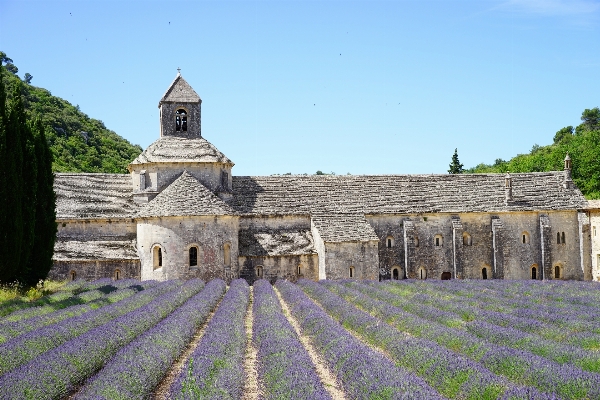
left=0, top=278, right=599, bottom=399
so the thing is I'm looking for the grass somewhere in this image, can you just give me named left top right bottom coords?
left=0, top=280, right=68, bottom=317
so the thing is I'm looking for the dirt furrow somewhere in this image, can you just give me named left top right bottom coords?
left=274, top=286, right=347, bottom=400
left=242, top=286, right=259, bottom=400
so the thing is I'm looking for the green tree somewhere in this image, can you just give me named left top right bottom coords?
left=23, top=73, right=32, bottom=84
left=448, top=148, right=464, bottom=174
left=581, top=107, right=600, bottom=131
left=553, top=126, right=573, bottom=144
left=0, top=65, right=7, bottom=282
left=26, top=119, right=56, bottom=283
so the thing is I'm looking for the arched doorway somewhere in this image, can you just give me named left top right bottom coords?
left=418, top=267, right=427, bottom=280
left=392, top=268, right=399, bottom=280
left=531, top=266, right=537, bottom=280
left=441, top=272, right=451, bottom=280
left=482, top=267, right=488, bottom=280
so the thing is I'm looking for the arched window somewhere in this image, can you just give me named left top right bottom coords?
left=463, top=232, right=472, bottom=246
left=561, top=232, right=565, bottom=244
left=256, top=265, right=263, bottom=278
left=153, top=246, right=163, bottom=270
left=482, top=267, right=488, bottom=280
left=434, top=234, right=443, bottom=247
left=554, top=265, right=562, bottom=279
left=522, top=231, right=530, bottom=244
left=531, top=266, right=537, bottom=280
left=391, top=266, right=401, bottom=280
left=69, top=270, right=76, bottom=281
left=386, top=236, right=394, bottom=248
left=418, top=267, right=427, bottom=280
left=557, top=232, right=561, bottom=244
left=189, top=246, right=198, bottom=267
left=349, top=266, right=355, bottom=278
left=297, top=265, right=302, bottom=276
left=114, top=269, right=121, bottom=280
left=175, top=108, right=187, bottom=132
left=223, top=243, right=231, bottom=267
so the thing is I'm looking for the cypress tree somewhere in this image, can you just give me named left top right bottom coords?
left=448, top=148, right=464, bottom=174
left=27, top=119, right=56, bottom=283
left=20, top=115, right=38, bottom=285
left=0, top=67, right=7, bottom=282
left=4, top=81, right=26, bottom=282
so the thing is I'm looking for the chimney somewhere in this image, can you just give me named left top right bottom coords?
left=505, top=173, right=512, bottom=203
left=563, top=153, right=574, bottom=189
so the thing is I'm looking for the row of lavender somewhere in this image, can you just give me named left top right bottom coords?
left=309, top=279, right=600, bottom=400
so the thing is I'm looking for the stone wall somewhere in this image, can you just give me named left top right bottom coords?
left=49, top=259, right=140, bottom=281
left=323, top=241, right=379, bottom=280
left=137, top=215, right=239, bottom=282
left=238, top=254, right=318, bottom=284
left=590, top=211, right=600, bottom=281
left=57, top=219, right=136, bottom=240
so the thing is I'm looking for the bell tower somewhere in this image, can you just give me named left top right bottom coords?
left=159, top=70, right=202, bottom=138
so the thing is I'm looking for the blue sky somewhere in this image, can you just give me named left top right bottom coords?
left=1, top=0, right=599, bottom=176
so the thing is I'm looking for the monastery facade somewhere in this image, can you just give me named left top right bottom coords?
left=50, top=74, right=596, bottom=283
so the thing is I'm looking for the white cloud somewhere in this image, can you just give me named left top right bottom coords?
left=499, top=0, right=600, bottom=16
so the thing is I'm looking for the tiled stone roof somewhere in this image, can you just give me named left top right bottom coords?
left=585, top=200, right=600, bottom=210
left=230, top=172, right=587, bottom=215
left=55, top=174, right=138, bottom=220
left=138, top=171, right=236, bottom=217
left=53, top=239, right=139, bottom=261
left=160, top=74, right=200, bottom=103
left=312, top=212, right=379, bottom=242
left=130, top=136, right=233, bottom=165
left=239, top=229, right=316, bottom=256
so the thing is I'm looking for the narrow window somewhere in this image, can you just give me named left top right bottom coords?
left=114, top=269, right=121, bottom=280
left=221, top=171, right=229, bottom=188
left=70, top=270, right=76, bottom=281
left=554, top=265, right=561, bottom=279
left=387, top=238, right=392, bottom=248
left=175, top=109, right=187, bottom=132
left=414, top=236, right=419, bottom=247
left=418, top=267, right=427, bottom=280
left=557, top=232, right=561, bottom=244
left=297, top=265, right=302, bottom=275
left=594, top=226, right=597, bottom=237
left=522, top=232, right=530, bottom=244
left=189, top=246, right=198, bottom=267
left=139, top=170, right=146, bottom=190
left=463, top=232, right=472, bottom=246
left=223, top=243, right=231, bottom=267
left=531, top=266, right=537, bottom=280
left=153, top=246, right=163, bottom=270
left=436, top=237, right=440, bottom=246
left=349, top=266, right=355, bottom=278
left=561, top=232, right=565, bottom=244
left=256, top=266, right=263, bottom=278
left=482, top=268, right=488, bottom=280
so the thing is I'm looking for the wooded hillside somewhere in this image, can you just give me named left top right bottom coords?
left=1, top=53, right=142, bottom=174
left=467, top=108, right=600, bottom=199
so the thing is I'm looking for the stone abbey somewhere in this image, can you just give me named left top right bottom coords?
left=50, top=73, right=599, bottom=283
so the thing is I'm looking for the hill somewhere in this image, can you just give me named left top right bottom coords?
left=467, top=107, right=600, bottom=199
left=1, top=53, right=142, bottom=173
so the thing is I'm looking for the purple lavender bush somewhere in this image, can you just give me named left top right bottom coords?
left=75, top=279, right=225, bottom=399
left=0, top=279, right=205, bottom=400
left=169, top=279, right=249, bottom=400
left=252, top=279, right=331, bottom=400
left=0, top=279, right=183, bottom=374
left=276, top=279, right=444, bottom=400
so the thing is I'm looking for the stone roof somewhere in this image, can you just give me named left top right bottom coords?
left=586, top=200, right=600, bottom=210
left=129, top=136, right=233, bottom=166
left=138, top=171, right=236, bottom=218
left=160, top=74, right=200, bottom=103
left=230, top=172, right=587, bottom=215
left=239, top=229, right=316, bottom=256
left=312, top=212, right=379, bottom=242
left=53, top=239, right=139, bottom=261
left=55, top=174, right=138, bottom=220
